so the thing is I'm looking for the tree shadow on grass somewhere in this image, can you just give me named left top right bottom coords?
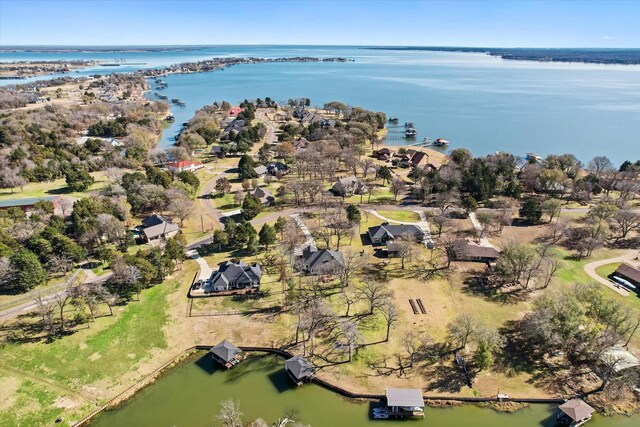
left=461, top=276, right=531, bottom=304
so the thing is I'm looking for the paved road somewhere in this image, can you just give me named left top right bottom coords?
left=0, top=270, right=112, bottom=321
left=583, top=252, right=638, bottom=297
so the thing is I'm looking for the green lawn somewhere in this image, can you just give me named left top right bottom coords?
left=376, top=209, right=420, bottom=222
left=211, top=192, right=240, bottom=212
left=0, top=277, right=178, bottom=426
left=0, top=171, right=108, bottom=200
left=595, top=263, right=622, bottom=282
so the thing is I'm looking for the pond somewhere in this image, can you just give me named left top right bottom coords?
left=90, top=353, right=639, bottom=427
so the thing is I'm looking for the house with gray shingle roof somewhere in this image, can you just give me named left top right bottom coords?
left=368, top=223, right=424, bottom=245
left=299, top=246, right=344, bottom=275
left=140, top=214, right=180, bottom=242
left=332, top=176, right=365, bottom=197
left=206, top=261, right=262, bottom=292
left=250, top=187, right=274, bottom=206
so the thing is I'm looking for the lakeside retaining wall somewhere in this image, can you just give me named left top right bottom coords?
left=73, top=345, right=564, bottom=426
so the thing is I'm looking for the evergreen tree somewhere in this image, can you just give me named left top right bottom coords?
left=8, top=249, right=47, bottom=292
left=258, top=224, right=277, bottom=251
left=237, top=155, right=258, bottom=180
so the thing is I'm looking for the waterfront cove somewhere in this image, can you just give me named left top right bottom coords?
left=89, top=353, right=638, bottom=427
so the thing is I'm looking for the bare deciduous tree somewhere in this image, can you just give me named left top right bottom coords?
left=379, top=298, right=398, bottom=342
left=447, top=314, right=479, bottom=350
left=359, top=280, right=389, bottom=315
left=217, top=399, right=243, bottom=427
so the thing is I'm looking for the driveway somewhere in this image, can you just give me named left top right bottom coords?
left=290, top=213, right=317, bottom=255
left=187, top=249, right=213, bottom=282
left=468, top=212, right=494, bottom=248
left=583, top=252, right=638, bottom=297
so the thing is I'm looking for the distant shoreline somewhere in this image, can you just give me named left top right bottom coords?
left=363, top=46, right=640, bottom=65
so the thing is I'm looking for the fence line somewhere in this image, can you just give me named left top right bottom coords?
left=0, top=270, right=81, bottom=312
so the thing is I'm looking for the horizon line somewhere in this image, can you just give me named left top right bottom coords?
left=1, top=43, right=639, bottom=50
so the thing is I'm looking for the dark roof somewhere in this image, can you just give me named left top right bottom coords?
left=559, top=399, right=595, bottom=421
left=267, top=162, right=289, bottom=172
left=455, top=240, right=500, bottom=261
left=463, top=242, right=500, bottom=259
left=614, top=263, right=640, bottom=283
left=208, top=261, right=262, bottom=288
left=368, top=224, right=424, bottom=242
left=285, top=356, right=315, bottom=380
left=141, top=214, right=165, bottom=228
left=385, top=241, right=403, bottom=252
left=302, top=247, right=345, bottom=274
left=210, top=340, right=242, bottom=362
left=386, top=388, right=424, bottom=408
left=250, top=187, right=274, bottom=204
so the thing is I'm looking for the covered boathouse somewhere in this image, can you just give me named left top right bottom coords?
left=385, top=388, right=425, bottom=418
left=210, top=340, right=243, bottom=369
left=284, top=355, right=315, bottom=386
left=557, top=398, right=595, bottom=426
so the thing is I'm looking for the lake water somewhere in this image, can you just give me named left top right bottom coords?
left=1, top=46, right=639, bottom=164
left=89, top=353, right=638, bottom=427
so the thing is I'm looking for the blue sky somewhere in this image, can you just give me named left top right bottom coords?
left=1, top=0, right=639, bottom=47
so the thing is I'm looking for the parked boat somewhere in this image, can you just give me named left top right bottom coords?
left=433, top=138, right=450, bottom=146
left=404, top=122, right=414, bottom=128
left=388, top=117, right=399, bottom=123
left=404, top=129, right=417, bottom=138
left=171, top=98, right=186, bottom=106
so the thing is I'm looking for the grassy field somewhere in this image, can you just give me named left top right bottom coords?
left=595, top=262, right=622, bottom=281
left=0, top=266, right=187, bottom=426
left=0, top=171, right=109, bottom=200
left=376, top=209, right=421, bottom=222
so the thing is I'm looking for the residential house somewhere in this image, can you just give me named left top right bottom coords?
left=205, top=261, right=262, bottom=293
left=399, top=149, right=430, bottom=168
left=293, top=137, right=310, bottom=154
left=228, top=106, right=245, bottom=116
left=254, top=165, right=269, bottom=176
left=299, top=246, right=345, bottom=275
left=210, top=145, right=225, bottom=158
left=375, top=147, right=395, bottom=161
left=368, top=223, right=424, bottom=246
left=165, top=160, right=203, bottom=173
left=140, top=214, right=180, bottom=242
left=250, top=187, right=274, bottom=206
left=285, top=356, right=315, bottom=385
left=267, top=162, right=290, bottom=176
left=210, top=340, right=243, bottom=368
left=453, top=240, right=500, bottom=263
left=332, top=176, right=365, bottom=197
